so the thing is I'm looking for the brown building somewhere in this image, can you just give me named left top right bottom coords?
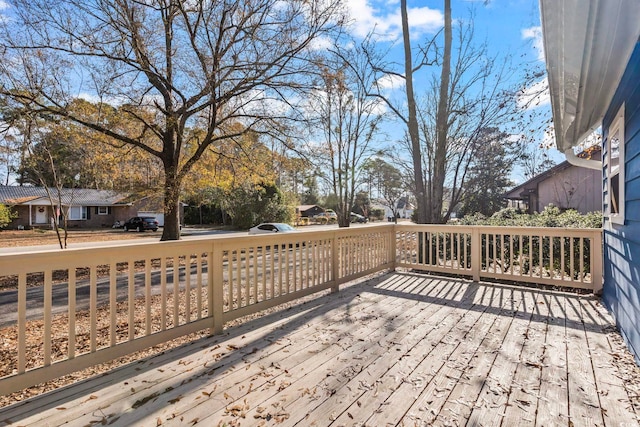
left=504, top=159, right=602, bottom=214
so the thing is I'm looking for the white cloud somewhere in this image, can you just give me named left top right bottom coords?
left=517, top=77, right=550, bottom=110
left=376, top=73, right=405, bottom=91
left=522, top=26, right=544, bottom=62
left=347, top=0, right=443, bottom=41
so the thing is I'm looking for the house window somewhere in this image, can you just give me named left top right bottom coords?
left=606, top=104, right=625, bottom=224
left=68, top=206, right=88, bottom=220
left=97, top=206, right=109, bottom=215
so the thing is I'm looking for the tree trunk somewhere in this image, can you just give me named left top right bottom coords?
left=432, top=0, right=452, bottom=224
left=160, top=165, right=182, bottom=241
left=401, top=0, right=427, bottom=224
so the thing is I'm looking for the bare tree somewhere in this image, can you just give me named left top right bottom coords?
left=401, top=0, right=429, bottom=223
left=9, top=111, right=71, bottom=248
left=519, top=142, right=556, bottom=180
left=306, top=39, right=384, bottom=227
left=365, top=3, right=520, bottom=224
left=0, top=0, right=344, bottom=240
left=415, top=18, right=517, bottom=222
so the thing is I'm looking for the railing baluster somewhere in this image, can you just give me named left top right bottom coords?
left=570, top=237, right=575, bottom=282
left=173, top=256, right=181, bottom=328
left=285, top=244, right=290, bottom=294
left=580, top=237, right=585, bottom=284
left=253, top=248, right=259, bottom=301
left=90, top=266, right=97, bottom=353
left=110, top=264, right=117, bottom=346
left=549, top=236, right=554, bottom=279
left=270, top=246, right=275, bottom=297
left=18, top=272, right=26, bottom=374
left=509, top=234, right=514, bottom=276
left=278, top=245, right=284, bottom=295
left=146, top=259, right=152, bottom=332
left=260, top=246, right=273, bottom=299
left=244, top=249, right=250, bottom=305
left=185, top=255, right=191, bottom=323
left=130, top=259, right=136, bottom=340
left=44, top=270, right=52, bottom=366
left=161, top=257, right=167, bottom=330
left=68, top=268, right=76, bottom=360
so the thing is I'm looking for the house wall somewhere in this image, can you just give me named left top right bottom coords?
left=6, top=205, right=137, bottom=229
left=299, top=206, right=323, bottom=218
left=10, top=206, right=38, bottom=228
left=602, top=41, right=640, bottom=362
left=537, top=166, right=602, bottom=213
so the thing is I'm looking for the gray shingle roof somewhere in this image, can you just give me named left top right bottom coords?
left=0, top=186, right=131, bottom=206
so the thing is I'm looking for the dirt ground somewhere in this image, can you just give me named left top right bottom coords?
left=0, top=228, right=163, bottom=248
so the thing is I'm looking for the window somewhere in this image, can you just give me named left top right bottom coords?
left=68, top=206, right=88, bottom=220
left=97, top=206, right=109, bottom=215
left=606, top=104, right=625, bottom=224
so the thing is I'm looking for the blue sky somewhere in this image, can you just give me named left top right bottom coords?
left=343, top=0, right=562, bottom=183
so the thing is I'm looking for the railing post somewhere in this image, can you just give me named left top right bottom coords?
left=331, top=231, right=340, bottom=293
left=471, top=227, right=481, bottom=282
left=211, top=242, right=224, bottom=335
left=390, top=224, right=397, bottom=270
left=592, top=229, right=604, bottom=293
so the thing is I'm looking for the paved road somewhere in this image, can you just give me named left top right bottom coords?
left=0, top=224, right=343, bottom=254
left=0, top=227, right=242, bottom=254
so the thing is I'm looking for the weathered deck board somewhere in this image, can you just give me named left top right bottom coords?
left=578, top=296, right=638, bottom=424
left=536, top=292, right=571, bottom=426
left=497, top=289, right=548, bottom=425
left=564, top=294, right=605, bottom=425
left=1, top=272, right=639, bottom=427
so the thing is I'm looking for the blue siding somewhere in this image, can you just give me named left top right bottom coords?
left=603, top=41, right=640, bottom=363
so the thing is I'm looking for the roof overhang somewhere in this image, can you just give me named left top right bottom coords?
left=539, top=0, right=640, bottom=161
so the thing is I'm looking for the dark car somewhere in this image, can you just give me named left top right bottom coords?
left=123, top=216, right=159, bottom=232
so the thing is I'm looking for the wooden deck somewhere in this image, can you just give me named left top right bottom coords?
left=1, top=272, right=638, bottom=426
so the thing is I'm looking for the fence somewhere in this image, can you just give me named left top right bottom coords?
left=0, top=224, right=601, bottom=396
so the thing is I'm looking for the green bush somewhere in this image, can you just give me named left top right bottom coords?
left=457, top=205, right=602, bottom=229
left=0, top=204, right=16, bottom=229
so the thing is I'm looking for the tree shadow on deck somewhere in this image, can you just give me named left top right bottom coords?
left=0, top=271, right=613, bottom=425
left=369, top=271, right=610, bottom=333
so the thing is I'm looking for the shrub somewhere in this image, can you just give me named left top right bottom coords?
left=0, top=204, right=16, bottom=229
left=457, top=205, right=602, bottom=229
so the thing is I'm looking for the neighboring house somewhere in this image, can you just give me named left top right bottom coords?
left=296, top=205, right=324, bottom=218
left=504, top=155, right=602, bottom=214
left=540, top=0, right=640, bottom=361
left=381, top=196, right=414, bottom=220
left=0, top=186, right=181, bottom=229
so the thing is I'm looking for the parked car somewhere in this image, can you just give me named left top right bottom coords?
left=350, top=212, right=368, bottom=223
left=122, top=216, right=159, bottom=232
left=248, top=223, right=296, bottom=235
left=313, top=209, right=338, bottom=224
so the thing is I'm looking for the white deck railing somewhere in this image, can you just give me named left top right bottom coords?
left=395, top=224, right=602, bottom=291
left=0, top=224, right=601, bottom=396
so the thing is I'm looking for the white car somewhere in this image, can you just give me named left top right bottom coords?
left=248, top=223, right=296, bottom=235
